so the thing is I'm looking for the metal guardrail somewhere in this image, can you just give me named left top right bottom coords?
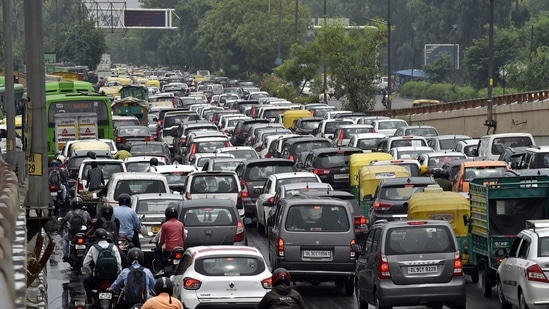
left=366, top=90, right=549, bottom=116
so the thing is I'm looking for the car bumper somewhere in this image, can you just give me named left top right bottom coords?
left=240, top=198, right=257, bottom=217
left=369, top=212, right=408, bottom=223
left=181, top=291, right=263, bottom=309
left=377, top=277, right=466, bottom=307
left=276, top=260, right=355, bottom=281
left=522, top=281, right=549, bottom=308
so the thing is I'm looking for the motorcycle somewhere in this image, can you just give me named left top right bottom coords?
left=92, top=280, right=115, bottom=309
left=49, top=183, right=66, bottom=216
left=117, top=235, right=134, bottom=257
left=152, top=247, right=185, bottom=278
left=68, top=225, right=88, bottom=275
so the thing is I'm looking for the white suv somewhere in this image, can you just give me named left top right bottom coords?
left=497, top=220, right=549, bottom=309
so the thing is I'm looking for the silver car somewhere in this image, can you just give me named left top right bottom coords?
left=183, top=171, right=243, bottom=217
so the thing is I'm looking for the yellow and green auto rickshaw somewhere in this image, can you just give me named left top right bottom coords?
left=357, top=164, right=410, bottom=214
left=406, top=185, right=475, bottom=280
left=349, top=152, right=395, bottom=200
left=282, top=110, right=312, bottom=130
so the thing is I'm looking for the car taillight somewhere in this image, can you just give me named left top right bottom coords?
left=77, top=179, right=84, bottom=194
left=173, top=251, right=184, bottom=260
left=288, top=155, right=295, bottom=161
left=454, top=251, right=463, bottom=276
left=338, top=130, right=345, bottom=141
left=458, top=174, right=464, bottom=192
left=378, top=253, right=390, bottom=279
left=145, top=136, right=155, bottom=141
left=268, top=196, right=275, bottom=205
left=185, top=192, right=192, bottom=200
left=225, top=141, right=232, bottom=147
left=234, top=221, right=245, bottom=242
left=373, top=201, right=391, bottom=209
left=278, top=238, right=285, bottom=257
left=190, top=144, right=197, bottom=155
left=76, top=237, right=85, bottom=245
left=265, top=152, right=272, bottom=158
left=181, top=138, right=186, bottom=144
left=354, top=216, right=367, bottom=229
left=115, top=137, right=125, bottom=143
left=256, top=144, right=263, bottom=151
left=158, top=119, right=164, bottom=127
left=49, top=184, right=58, bottom=191
left=313, top=168, right=330, bottom=175
left=350, top=239, right=356, bottom=258
left=261, top=277, right=273, bottom=289
left=526, top=264, right=549, bottom=282
left=164, top=156, right=170, bottom=164
left=183, top=277, right=202, bottom=290
left=250, top=137, right=255, bottom=144
left=241, top=190, right=250, bottom=198
left=97, top=281, right=112, bottom=290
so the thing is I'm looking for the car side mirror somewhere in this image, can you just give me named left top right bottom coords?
left=312, top=128, right=318, bottom=135
left=363, top=194, right=372, bottom=201
left=296, top=161, right=303, bottom=169
left=153, top=117, right=158, bottom=122
left=263, top=199, right=273, bottom=207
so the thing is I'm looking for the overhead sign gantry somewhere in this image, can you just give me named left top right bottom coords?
left=84, top=1, right=177, bottom=30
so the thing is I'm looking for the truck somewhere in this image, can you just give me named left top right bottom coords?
left=468, top=176, right=549, bottom=297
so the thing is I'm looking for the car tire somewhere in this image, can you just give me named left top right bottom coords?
left=374, top=291, right=390, bottom=309
left=481, top=270, right=493, bottom=297
left=356, top=284, right=368, bottom=309
left=469, top=267, right=479, bottom=283
left=344, top=278, right=354, bottom=296
left=519, top=290, right=530, bottom=309
left=497, top=278, right=512, bottom=309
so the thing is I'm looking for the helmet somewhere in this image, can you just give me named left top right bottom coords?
left=272, top=268, right=291, bottom=286
left=87, top=151, right=97, bottom=159
left=101, top=204, right=114, bottom=217
left=70, top=197, right=84, bottom=209
left=49, top=160, right=59, bottom=168
left=94, top=228, right=109, bottom=241
left=149, top=157, right=159, bottom=166
left=118, top=193, right=131, bottom=206
left=173, top=155, right=183, bottom=164
left=419, top=165, right=429, bottom=176
left=165, top=205, right=178, bottom=220
left=154, top=277, right=174, bottom=296
left=433, top=168, right=442, bottom=178
left=127, top=247, right=144, bottom=265
left=57, top=155, right=67, bottom=164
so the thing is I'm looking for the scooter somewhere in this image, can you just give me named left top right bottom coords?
left=152, top=247, right=185, bottom=278
left=68, top=226, right=88, bottom=275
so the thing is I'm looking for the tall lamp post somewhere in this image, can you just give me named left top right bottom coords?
left=322, top=0, right=328, bottom=103
left=452, top=24, right=458, bottom=86
left=411, top=24, right=416, bottom=81
left=387, top=0, right=392, bottom=116
left=486, top=0, right=496, bottom=133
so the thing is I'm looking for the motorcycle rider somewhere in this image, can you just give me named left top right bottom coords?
left=86, top=161, right=105, bottom=191
left=141, top=277, right=184, bottom=309
left=82, top=228, right=122, bottom=306
left=145, top=157, right=159, bottom=172
left=257, top=268, right=306, bottom=309
left=60, top=197, right=92, bottom=263
left=108, top=248, right=155, bottom=309
left=87, top=204, right=128, bottom=267
left=152, top=204, right=185, bottom=277
left=113, top=143, right=132, bottom=160
left=113, top=193, right=142, bottom=248
left=48, top=158, right=70, bottom=215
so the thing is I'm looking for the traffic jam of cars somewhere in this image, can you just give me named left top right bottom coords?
left=52, top=75, right=549, bottom=309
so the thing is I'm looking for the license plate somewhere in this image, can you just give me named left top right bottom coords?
left=303, top=250, right=331, bottom=258
left=151, top=226, right=161, bottom=234
left=333, top=173, right=349, bottom=179
left=408, top=266, right=438, bottom=274
left=50, top=192, right=58, bottom=197
left=75, top=244, right=86, bottom=250
left=98, top=292, right=112, bottom=300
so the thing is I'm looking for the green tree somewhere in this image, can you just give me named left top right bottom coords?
left=423, top=52, right=453, bottom=84
left=274, top=43, right=321, bottom=93
left=55, top=21, right=107, bottom=70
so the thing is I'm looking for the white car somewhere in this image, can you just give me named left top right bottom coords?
left=370, top=118, right=409, bottom=137
left=171, top=245, right=272, bottom=309
left=215, top=146, right=260, bottom=160
left=259, top=134, right=300, bottom=158
left=347, top=133, right=387, bottom=152
left=151, top=164, right=197, bottom=193
left=183, top=171, right=243, bottom=217
left=191, top=153, right=235, bottom=170
left=389, top=146, right=435, bottom=160
left=76, top=158, right=126, bottom=195
left=497, top=220, right=549, bottom=309
left=123, top=156, right=167, bottom=172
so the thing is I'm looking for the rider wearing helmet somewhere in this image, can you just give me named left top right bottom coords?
left=113, top=193, right=142, bottom=248
left=87, top=204, right=121, bottom=243
left=153, top=203, right=184, bottom=276
left=83, top=228, right=122, bottom=306
left=86, top=160, right=105, bottom=191
left=258, top=268, right=306, bottom=309
left=109, top=248, right=156, bottom=308
left=146, top=157, right=160, bottom=172
left=141, top=277, right=184, bottom=309
left=48, top=158, right=70, bottom=214
left=60, top=197, right=92, bottom=263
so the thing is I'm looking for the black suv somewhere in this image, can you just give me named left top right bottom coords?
left=293, top=117, right=323, bottom=135
left=300, top=147, right=362, bottom=191
left=366, top=177, right=436, bottom=225
left=231, top=118, right=270, bottom=146
left=235, top=159, right=297, bottom=219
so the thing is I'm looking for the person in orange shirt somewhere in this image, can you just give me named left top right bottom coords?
left=141, top=277, right=183, bottom=309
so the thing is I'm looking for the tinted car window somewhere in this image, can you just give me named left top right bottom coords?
left=114, top=180, right=166, bottom=197
left=213, top=161, right=241, bottom=171
left=196, top=141, right=229, bottom=153
left=285, top=205, right=349, bottom=232
left=195, top=256, right=266, bottom=276
left=83, top=163, right=124, bottom=180
left=299, top=120, right=321, bottom=129
left=182, top=207, right=235, bottom=226
left=130, top=144, right=166, bottom=155
left=291, top=141, right=332, bottom=155
left=358, top=138, right=385, bottom=151
left=463, top=166, right=507, bottom=181
left=380, top=185, right=432, bottom=200
left=224, top=150, right=258, bottom=160
left=137, top=199, right=182, bottom=214
left=315, top=153, right=353, bottom=168
left=245, top=165, right=296, bottom=181
left=428, top=155, right=466, bottom=168
left=164, top=114, right=199, bottom=127
left=325, top=121, right=353, bottom=134
left=342, top=127, right=374, bottom=138
left=378, top=120, right=407, bottom=130
left=190, top=175, right=238, bottom=193
left=385, top=226, right=455, bottom=255
left=275, top=177, right=319, bottom=192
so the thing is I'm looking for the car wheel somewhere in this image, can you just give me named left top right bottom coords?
left=481, top=270, right=492, bottom=297
left=497, top=278, right=512, bottom=309
left=374, top=291, right=391, bottom=309
left=469, top=267, right=479, bottom=283
left=256, top=217, right=263, bottom=233
left=344, top=278, right=354, bottom=296
left=519, top=290, right=530, bottom=309
left=356, top=283, right=368, bottom=309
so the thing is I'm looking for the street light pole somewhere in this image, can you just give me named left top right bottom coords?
left=530, top=22, right=534, bottom=63
left=452, top=24, right=457, bottom=86
left=322, top=0, right=327, bottom=103
left=387, top=0, right=392, bottom=116
left=294, top=0, right=298, bottom=43
left=486, top=0, right=496, bottom=134
left=411, top=24, right=416, bottom=81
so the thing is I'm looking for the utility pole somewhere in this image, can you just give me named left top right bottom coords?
left=322, top=0, right=328, bottom=103
left=294, top=0, right=298, bottom=43
left=387, top=0, right=392, bottom=116
left=485, top=0, right=496, bottom=134
left=3, top=0, right=16, bottom=166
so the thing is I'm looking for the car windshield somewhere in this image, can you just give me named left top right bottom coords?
left=358, top=138, right=384, bottom=151
left=380, top=184, right=431, bottom=200
left=163, top=114, right=199, bottom=127
left=299, top=121, right=321, bottom=130
left=378, top=120, right=407, bottom=130
left=463, top=166, right=507, bottom=181
left=428, top=155, right=466, bottom=168
left=195, top=256, right=266, bottom=276
left=390, top=139, right=426, bottom=148
left=162, top=171, right=191, bottom=185
left=113, top=119, right=140, bottom=129
left=397, top=150, right=432, bottom=160
left=118, top=127, right=150, bottom=137
left=492, top=137, right=534, bottom=155
left=196, top=141, right=229, bottom=153
left=285, top=205, right=349, bottom=232
left=385, top=226, right=455, bottom=255
left=246, top=165, right=296, bottom=181
left=439, top=138, right=469, bottom=150
left=182, top=207, right=235, bottom=226
left=275, top=177, right=319, bottom=191
left=190, top=175, right=238, bottom=194
left=130, top=144, right=165, bottom=155
left=83, top=163, right=124, bottom=180
left=114, top=180, right=166, bottom=198
left=325, top=122, right=353, bottom=134
left=343, top=128, right=374, bottom=138
left=316, top=153, right=353, bottom=168
left=292, top=141, right=332, bottom=155
left=223, top=150, right=258, bottom=160
left=406, top=128, right=438, bottom=137
left=137, top=199, right=181, bottom=214
left=212, top=161, right=240, bottom=171
left=263, top=109, right=287, bottom=118
left=539, top=237, right=549, bottom=257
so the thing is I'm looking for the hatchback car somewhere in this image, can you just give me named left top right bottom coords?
left=171, top=245, right=271, bottom=309
left=114, top=125, right=154, bottom=146
left=185, top=137, right=232, bottom=165
left=183, top=171, right=243, bottom=217
left=293, top=117, right=323, bottom=135
left=497, top=220, right=549, bottom=309
left=454, top=139, right=480, bottom=158
left=300, top=147, right=362, bottom=191
left=178, top=199, right=246, bottom=248
left=355, top=220, right=466, bottom=309
left=331, top=124, right=375, bottom=147
left=130, top=193, right=184, bottom=255
left=123, top=155, right=167, bottom=173
left=370, top=118, right=409, bottom=137
left=280, top=137, right=332, bottom=163
left=128, top=141, right=172, bottom=164
left=152, top=164, right=197, bottom=193
left=215, top=146, right=260, bottom=160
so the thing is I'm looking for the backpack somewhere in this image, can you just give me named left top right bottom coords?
left=93, top=243, right=119, bottom=281
left=101, top=217, right=118, bottom=243
left=124, top=266, right=147, bottom=305
left=69, top=211, right=86, bottom=236
left=48, top=169, right=62, bottom=186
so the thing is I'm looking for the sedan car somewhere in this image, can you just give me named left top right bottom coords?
left=497, top=220, right=549, bottom=309
left=171, top=245, right=272, bottom=309
left=215, top=146, right=260, bottom=160
left=114, top=125, right=154, bottom=146
left=123, top=156, right=167, bottom=172
left=130, top=193, right=184, bottom=256
left=128, top=141, right=172, bottom=164
left=178, top=199, right=246, bottom=248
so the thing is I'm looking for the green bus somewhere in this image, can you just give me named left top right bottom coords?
left=0, top=76, right=25, bottom=115
left=46, top=92, right=114, bottom=159
left=45, top=80, right=95, bottom=95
